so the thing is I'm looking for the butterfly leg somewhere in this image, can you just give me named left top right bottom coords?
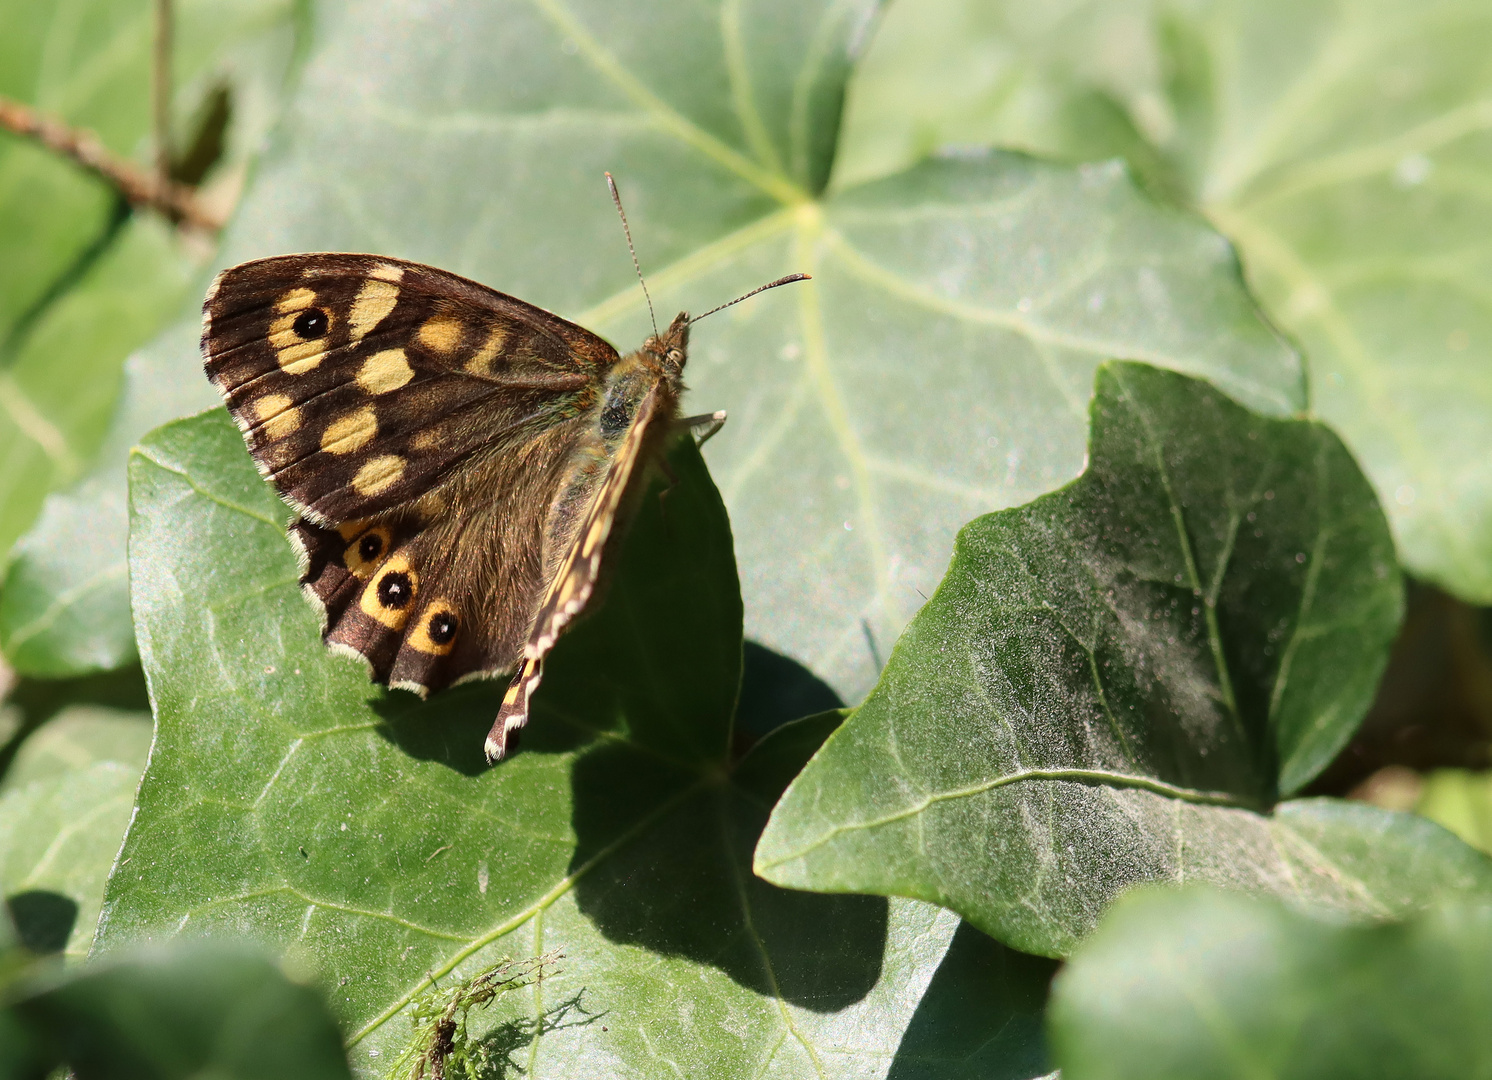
left=658, top=410, right=726, bottom=525
left=675, top=409, right=728, bottom=447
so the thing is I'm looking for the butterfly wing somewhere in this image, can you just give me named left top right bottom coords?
left=204, top=253, right=616, bottom=522
left=203, top=253, right=621, bottom=692
left=485, top=384, right=670, bottom=762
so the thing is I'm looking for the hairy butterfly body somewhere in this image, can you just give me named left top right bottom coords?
left=202, top=252, right=698, bottom=762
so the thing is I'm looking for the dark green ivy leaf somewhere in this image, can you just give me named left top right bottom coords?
left=757, top=362, right=1492, bottom=957
left=98, top=410, right=1053, bottom=1077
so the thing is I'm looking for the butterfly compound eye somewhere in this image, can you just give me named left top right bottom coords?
left=292, top=308, right=329, bottom=339
left=377, top=570, right=414, bottom=609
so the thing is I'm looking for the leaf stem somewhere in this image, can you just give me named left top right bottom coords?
left=0, top=95, right=221, bottom=231
left=153, top=0, right=173, bottom=185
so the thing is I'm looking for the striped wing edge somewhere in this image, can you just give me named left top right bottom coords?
left=483, top=387, right=664, bottom=762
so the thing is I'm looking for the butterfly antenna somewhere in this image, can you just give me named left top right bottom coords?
left=689, top=274, right=811, bottom=324
left=606, top=172, right=658, bottom=338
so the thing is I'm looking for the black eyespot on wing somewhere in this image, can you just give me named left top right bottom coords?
left=378, top=571, right=413, bottom=609
left=428, top=611, right=457, bottom=645
left=293, top=308, right=329, bottom=338
left=359, top=532, right=384, bottom=561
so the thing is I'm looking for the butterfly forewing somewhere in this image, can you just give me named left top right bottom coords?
left=203, top=253, right=617, bottom=523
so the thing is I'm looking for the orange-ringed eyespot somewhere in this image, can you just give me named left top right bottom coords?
left=377, top=571, right=413, bottom=609
left=428, top=611, right=457, bottom=645
left=359, top=532, right=384, bottom=561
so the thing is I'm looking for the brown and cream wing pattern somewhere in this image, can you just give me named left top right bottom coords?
left=202, top=253, right=619, bottom=524
left=202, top=253, right=620, bottom=697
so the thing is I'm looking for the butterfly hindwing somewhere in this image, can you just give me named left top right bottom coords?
left=286, top=417, right=600, bottom=695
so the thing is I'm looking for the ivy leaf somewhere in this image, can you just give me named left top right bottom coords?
left=756, top=362, right=1492, bottom=958
left=1048, top=887, right=1492, bottom=1080
left=1417, top=769, right=1492, bottom=855
left=2, top=0, right=1299, bottom=698
left=99, top=410, right=1054, bottom=1076
left=0, top=686, right=152, bottom=963
left=838, top=0, right=1492, bottom=604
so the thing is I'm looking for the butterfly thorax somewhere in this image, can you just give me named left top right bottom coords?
left=590, top=308, right=689, bottom=454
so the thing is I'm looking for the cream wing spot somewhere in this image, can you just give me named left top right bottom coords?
left=411, top=429, right=442, bottom=451
left=464, top=325, right=508, bottom=375
left=320, top=407, right=378, bottom=455
left=348, top=279, right=400, bottom=342
left=268, top=287, right=331, bottom=373
left=417, top=316, right=465, bottom=353
left=370, top=262, right=405, bottom=283
left=358, top=349, right=414, bottom=394
left=252, top=393, right=301, bottom=439
left=274, top=287, right=316, bottom=314
left=353, top=455, right=406, bottom=496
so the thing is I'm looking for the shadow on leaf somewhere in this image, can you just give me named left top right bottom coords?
left=568, top=720, right=887, bottom=1012
left=735, top=641, right=843, bottom=750
left=887, top=921, right=1056, bottom=1079
left=5, top=890, right=78, bottom=955
left=373, top=680, right=594, bottom=777
left=468, top=991, right=602, bottom=1079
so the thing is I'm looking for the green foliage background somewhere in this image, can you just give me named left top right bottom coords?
left=2, top=0, right=1492, bottom=1077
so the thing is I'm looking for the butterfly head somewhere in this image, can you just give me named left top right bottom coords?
left=641, top=311, right=691, bottom=377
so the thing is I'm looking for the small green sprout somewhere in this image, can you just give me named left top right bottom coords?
left=387, top=950, right=563, bottom=1080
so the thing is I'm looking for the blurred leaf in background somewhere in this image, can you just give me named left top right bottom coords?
left=836, top=0, right=1492, bottom=609
left=0, top=0, right=304, bottom=674
left=0, top=936, right=354, bottom=1079
left=1417, top=769, right=1492, bottom=854
left=1047, top=887, right=1492, bottom=1080
left=0, top=0, right=1299, bottom=702
left=0, top=670, right=152, bottom=963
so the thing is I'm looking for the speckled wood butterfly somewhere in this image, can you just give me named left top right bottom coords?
left=202, top=184, right=803, bottom=763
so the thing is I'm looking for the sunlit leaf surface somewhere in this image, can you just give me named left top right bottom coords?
left=838, top=0, right=1492, bottom=603
left=3, top=0, right=1299, bottom=699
